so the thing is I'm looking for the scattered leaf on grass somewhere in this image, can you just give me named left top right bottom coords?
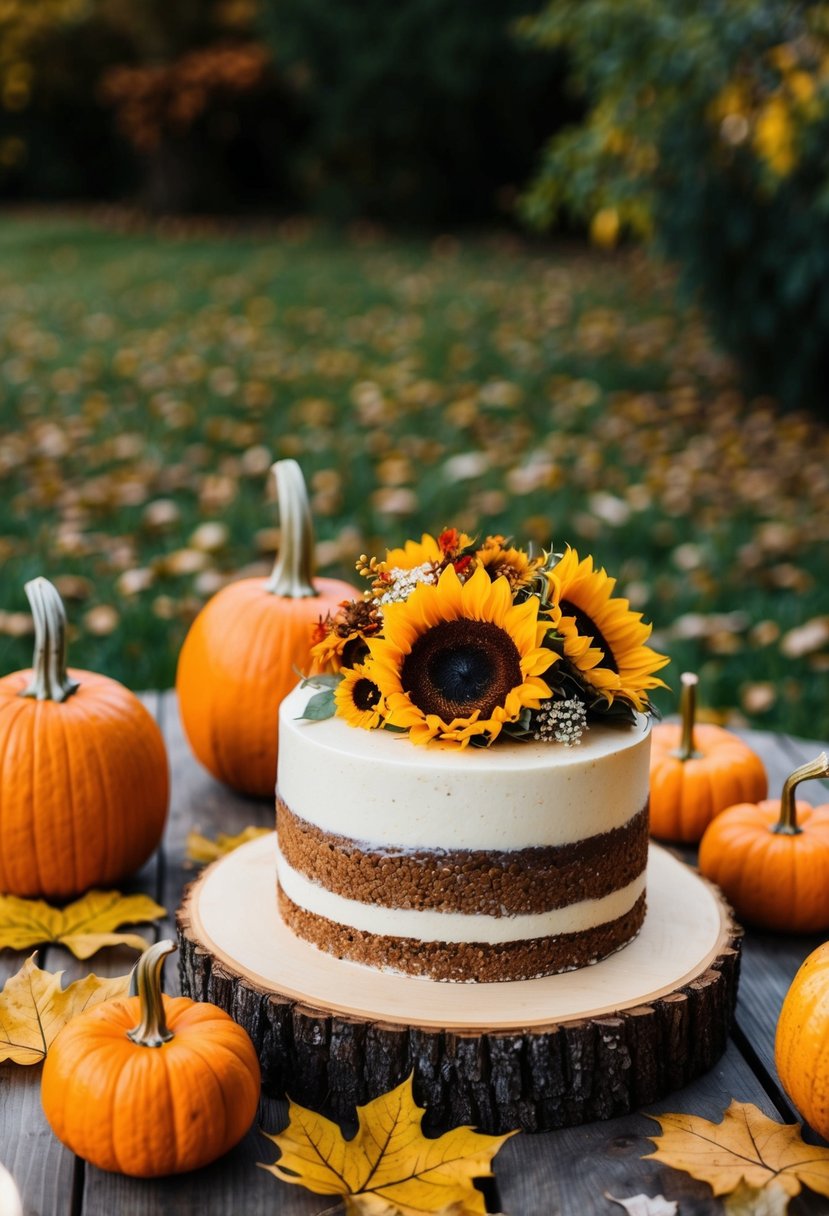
left=186, top=825, right=272, bottom=864
left=0, top=890, right=165, bottom=959
left=0, top=954, right=130, bottom=1064
left=261, top=1073, right=515, bottom=1215
left=645, top=1101, right=829, bottom=1202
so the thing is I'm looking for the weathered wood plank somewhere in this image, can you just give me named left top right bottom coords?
left=0, top=698, right=166, bottom=1216
left=8, top=697, right=823, bottom=1216
left=79, top=1097, right=323, bottom=1216
left=0, top=948, right=76, bottom=1216
left=75, top=692, right=316, bottom=1216
left=158, top=690, right=272, bottom=999
left=728, top=730, right=829, bottom=1122
left=497, top=1040, right=829, bottom=1216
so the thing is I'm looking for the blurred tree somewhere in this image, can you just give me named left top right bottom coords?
left=257, top=0, right=572, bottom=224
left=0, top=0, right=295, bottom=212
left=520, top=0, right=829, bottom=415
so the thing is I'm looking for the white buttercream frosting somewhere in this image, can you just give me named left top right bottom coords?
left=277, top=682, right=651, bottom=851
left=276, top=845, right=645, bottom=943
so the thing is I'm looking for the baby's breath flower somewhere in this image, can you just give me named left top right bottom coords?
left=533, top=697, right=588, bottom=746
left=377, top=561, right=440, bottom=605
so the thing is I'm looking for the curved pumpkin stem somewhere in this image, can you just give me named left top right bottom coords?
left=265, top=459, right=319, bottom=599
left=670, top=672, right=702, bottom=762
left=19, top=578, right=80, bottom=703
left=127, top=940, right=176, bottom=1047
left=773, top=752, right=829, bottom=837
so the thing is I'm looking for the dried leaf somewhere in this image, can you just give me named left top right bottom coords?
left=261, top=1074, right=515, bottom=1215
left=605, top=1194, right=678, bottom=1215
left=723, top=1180, right=791, bottom=1216
left=0, top=954, right=130, bottom=1064
left=186, top=826, right=272, bottom=864
left=645, top=1101, right=829, bottom=1200
left=0, top=890, right=165, bottom=959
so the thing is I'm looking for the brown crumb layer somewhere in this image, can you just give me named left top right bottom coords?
left=276, top=797, right=648, bottom=916
left=276, top=887, right=647, bottom=982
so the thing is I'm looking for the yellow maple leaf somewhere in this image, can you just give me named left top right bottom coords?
left=645, top=1100, right=829, bottom=1201
left=261, top=1074, right=515, bottom=1216
left=0, top=954, right=130, bottom=1064
left=186, top=826, right=271, bottom=864
left=0, top=889, right=166, bottom=959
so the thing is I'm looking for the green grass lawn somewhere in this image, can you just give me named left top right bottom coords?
left=1, top=212, right=827, bottom=740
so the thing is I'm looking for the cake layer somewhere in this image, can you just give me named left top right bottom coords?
left=276, top=886, right=647, bottom=981
left=277, top=798, right=649, bottom=915
left=276, top=845, right=646, bottom=943
left=278, top=684, right=652, bottom=851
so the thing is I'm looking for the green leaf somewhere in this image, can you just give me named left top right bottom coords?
left=300, top=674, right=343, bottom=690
left=298, top=690, right=337, bottom=720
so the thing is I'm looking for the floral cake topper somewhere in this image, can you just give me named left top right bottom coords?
left=305, top=528, right=668, bottom=748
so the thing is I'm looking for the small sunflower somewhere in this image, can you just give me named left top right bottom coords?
left=311, top=628, right=370, bottom=673
left=546, top=548, right=669, bottom=712
left=367, top=564, right=557, bottom=747
left=477, top=535, right=544, bottom=592
left=310, top=599, right=382, bottom=673
left=383, top=533, right=442, bottom=570
left=334, top=664, right=386, bottom=730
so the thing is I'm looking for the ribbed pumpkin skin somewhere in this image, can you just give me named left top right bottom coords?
left=775, top=943, right=829, bottom=1137
left=41, top=994, right=261, bottom=1176
left=0, top=668, right=169, bottom=898
left=649, top=722, right=768, bottom=843
left=176, top=575, right=353, bottom=797
left=699, top=800, right=829, bottom=932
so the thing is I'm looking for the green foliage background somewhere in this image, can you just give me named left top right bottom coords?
left=521, top=0, right=829, bottom=415
left=256, top=0, right=570, bottom=223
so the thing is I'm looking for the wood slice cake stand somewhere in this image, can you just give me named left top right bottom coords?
left=177, top=834, right=741, bottom=1134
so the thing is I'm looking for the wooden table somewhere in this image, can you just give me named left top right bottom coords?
left=2, top=693, right=828, bottom=1216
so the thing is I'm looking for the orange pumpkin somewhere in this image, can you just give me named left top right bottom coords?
left=775, top=939, right=829, bottom=1138
left=41, top=940, right=261, bottom=1177
left=699, top=752, right=829, bottom=932
left=0, top=578, right=168, bottom=898
left=649, top=671, right=767, bottom=842
left=176, top=460, right=356, bottom=796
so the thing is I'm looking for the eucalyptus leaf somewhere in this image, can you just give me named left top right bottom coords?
left=297, top=690, right=337, bottom=721
left=300, top=674, right=342, bottom=690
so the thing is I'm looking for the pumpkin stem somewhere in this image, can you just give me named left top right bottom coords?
left=19, top=578, right=80, bottom=703
left=670, top=672, right=702, bottom=761
left=773, top=752, right=829, bottom=836
left=265, top=459, right=318, bottom=598
left=127, top=940, right=176, bottom=1048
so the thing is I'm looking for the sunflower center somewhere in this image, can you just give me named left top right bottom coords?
left=353, top=678, right=381, bottom=711
left=342, top=636, right=370, bottom=668
left=559, top=599, right=619, bottom=673
left=401, top=619, right=522, bottom=721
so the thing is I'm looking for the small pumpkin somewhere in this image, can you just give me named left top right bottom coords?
left=41, top=940, right=261, bottom=1177
left=0, top=578, right=169, bottom=898
left=699, top=752, right=829, bottom=932
left=775, top=938, right=829, bottom=1138
left=649, top=671, right=767, bottom=842
left=176, top=459, right=356, bottom=797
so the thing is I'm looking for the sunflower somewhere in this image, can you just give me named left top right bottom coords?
left=383, top=533, right=442, bottom=570
left=334, top=664, right=386, bottom=730
left=546, top=548, right=669, bottom=712
left=477, top=535, right=544, bottom=592
left=310, top=599, right=382, bottom=673
left=367, top=564, right=557, bottom=746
